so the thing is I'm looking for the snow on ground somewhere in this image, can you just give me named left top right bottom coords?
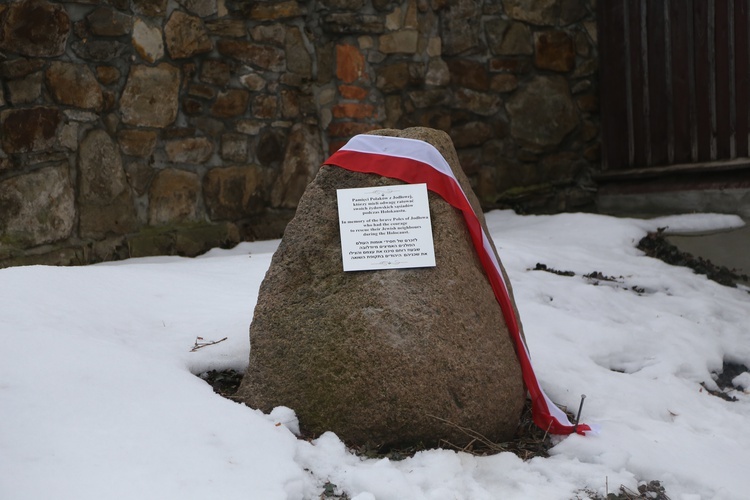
left=1, top=211, right=748, bottom=500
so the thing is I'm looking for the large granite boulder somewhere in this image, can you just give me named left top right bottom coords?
left=237, top=127, right=525, bottom=447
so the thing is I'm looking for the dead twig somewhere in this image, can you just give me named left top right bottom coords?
left=190, top=336, right=228, bottom=352
left=542, top=420, right=553, bottom=443
left=427, top=414, right=509, bottom=455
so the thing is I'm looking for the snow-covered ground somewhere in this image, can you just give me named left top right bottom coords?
left=2, top=211, right=748, bottom=500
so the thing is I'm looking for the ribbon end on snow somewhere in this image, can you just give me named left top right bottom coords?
left=575, top=423, right=592, bottom=435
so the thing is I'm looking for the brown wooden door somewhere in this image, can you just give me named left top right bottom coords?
left=599, top=0, right=750, bottom=171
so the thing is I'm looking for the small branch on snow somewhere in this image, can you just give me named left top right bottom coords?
left=190, top=336, right=228, bottom=352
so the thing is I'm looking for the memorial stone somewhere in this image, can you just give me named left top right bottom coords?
left=237, top=127, right=525, bottom=447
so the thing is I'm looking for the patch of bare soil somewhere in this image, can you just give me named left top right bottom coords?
left=576, top=480, right=670, bottom=499
left=700, top=361, right=750, bottom=402
left=714, top=361, right=750, bottom=389
left=199, top=369, right=243, bottom=398
left=637, top=228, right=749, bottom=288
left=532, top=263, right=647, bottom=295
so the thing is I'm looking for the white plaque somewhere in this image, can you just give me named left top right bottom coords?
left=337, top=183, right=436, bottom=271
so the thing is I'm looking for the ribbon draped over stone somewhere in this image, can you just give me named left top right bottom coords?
left=324, top=134, right=590, bottom=436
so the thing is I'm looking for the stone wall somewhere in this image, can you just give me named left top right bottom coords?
left=0, top=0, right=599, bottom=267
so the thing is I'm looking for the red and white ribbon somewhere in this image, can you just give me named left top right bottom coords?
left=324, top=134, right=590, bottom=435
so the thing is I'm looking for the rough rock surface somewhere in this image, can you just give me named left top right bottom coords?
left=132, top=18, right=164, bottom=63
left=0, top=0, right=70, bottom=57
left=164, top=10, right=212, bottom=59
left=77, top=129, right=137, bottom=238
left=148, top=169, right=200, bottom=224
left=202, top=165, right=264, bottom=220
left=0, top=163, right=75, bottom=248
left=0, top=107, right=62, bottom=153
left=506, top=75, right=579, bottom=149
left=120, top=63, right=180, bottom=128
left=237, top=127, right=525, bottom=447
left=45, top=62, right=103, bottom=111
left=270, top=123, right=322, bottom=208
